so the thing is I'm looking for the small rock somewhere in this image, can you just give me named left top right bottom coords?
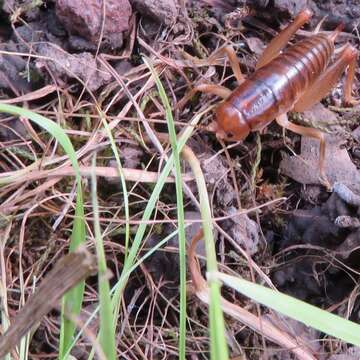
left=56, top=0, right=132, bottom=49
left=336, top=229, right=360, bottom=260
left=222, top=207, right=260, bottom=255
left=35, top=44, right=112, bottom=91
left=280, top=133, right=360, bottom=192
left=200, top=153, right=236, bottom=207
left=130, top=0, right=178, bottom=26
left=353, top=126, right=360, bottom=142
left=335, top=215, right=360, bottom=229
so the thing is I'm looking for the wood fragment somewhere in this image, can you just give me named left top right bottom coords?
left=0, top=246, right=96, bottom=358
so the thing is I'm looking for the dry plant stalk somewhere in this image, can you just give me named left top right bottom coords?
left=0, top=246, right=96, bottom=358
left=0, top=166, right=194, bottom=185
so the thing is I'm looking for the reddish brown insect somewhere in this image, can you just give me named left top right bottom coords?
left=181, top=9, right=358, bottom=188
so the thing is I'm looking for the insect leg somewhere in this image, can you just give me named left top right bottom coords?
left=343, top=48, right=359, bottom=106
left=276, top=113, right=330, bottom=190
left=256, top=8, right=313, bottom=69
left=176, top=84, right=232, bottom=110
left=209, top=45, right=245, bottom=85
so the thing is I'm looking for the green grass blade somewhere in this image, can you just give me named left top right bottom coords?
left=110, top=110, right=204, bottom=317
left=86, top=108, right=203, bottom=359
left=90, top=155, right=116, bottom=360
left=99, top=112, right=130, bottom=260
left=0, top=104, right=86, bottom=358
left=215, top=272, right=360, bottom=346
left=63, top=226, right=183, bottom=359
left=143, top=56, right=187, bottom=360
left=59, top=193, right=86, bottom=357
left=0, top=105, right=81, bottom=177
left=183, top=148, right=229, bottom=360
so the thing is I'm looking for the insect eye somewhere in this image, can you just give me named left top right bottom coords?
left=226, top=132, right=234, bottom=140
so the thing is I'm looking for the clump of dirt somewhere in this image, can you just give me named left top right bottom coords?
left=36, top=44, right=113, bottom=91
left=273, top=190, right=360, bottom=308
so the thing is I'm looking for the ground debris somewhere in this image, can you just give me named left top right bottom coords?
left=0, top=247, right=95, bottom=359
left=263, top=313, right=321, bottom=358
left=245, top=36, right=265, bottom=56
left=308, top=0, right=360, bottom=32
left=267, top=0, right=307, bottom=17
left=0, top=116, right=27, bottom=141
left=282, top=193, right=356, bottom=249
left=0, top=34, right=45, bottom=96
left=198, top=0, right=360, bottom=33
left=142, top=211, right=217, bottom=295
left=1, top=0, right=360, bottom=358
left=8, top=17, right=114, bottom=91
left=115, top=143, right=144, bottom=170
left=200, top=152, right=236, bottom=208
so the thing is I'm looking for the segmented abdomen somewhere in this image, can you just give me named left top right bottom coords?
left=258, top=33, right=334, bottom=109
left=227, top=34, right=334, bottom=130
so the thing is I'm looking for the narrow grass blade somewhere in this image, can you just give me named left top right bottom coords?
left=0, top=104, right=86, bottom=358
left=87, top=109, right=204, bottom=359
left=110, top=110, right=204, bottom=316
left=181, top=147, right=229, bottom=360
left=214, top=272, right=360, bottom=346
left=143, top=56, right=187, bottom=360
left=99, top=113, right=130, bottom=260
left=90, top=155, right=116, bottom=360
left=64, top=226, right=183, bottom=359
